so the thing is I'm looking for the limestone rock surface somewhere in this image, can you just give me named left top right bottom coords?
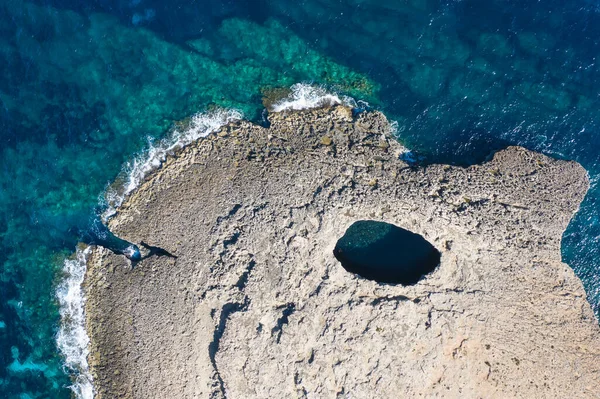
left=85, top=106, right=600, bottom=398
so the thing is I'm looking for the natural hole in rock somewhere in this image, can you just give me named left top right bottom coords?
left=333, top=220, right=441, bottom=285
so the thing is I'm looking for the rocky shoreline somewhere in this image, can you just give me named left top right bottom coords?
left=85, top=106, right=600, bottom=398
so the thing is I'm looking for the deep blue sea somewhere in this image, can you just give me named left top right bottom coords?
left=1, top=0, right=600, bottom=397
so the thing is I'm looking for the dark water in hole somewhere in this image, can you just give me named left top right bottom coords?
left=1, top=0, right=600, bottom=397
left=334, top=220, right=440, bottom=285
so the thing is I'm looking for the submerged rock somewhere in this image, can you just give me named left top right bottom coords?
left=334, top=220, right=440, bottom=284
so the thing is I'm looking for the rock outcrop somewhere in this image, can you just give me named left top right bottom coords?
left=85, top=106, right=600, bottom=398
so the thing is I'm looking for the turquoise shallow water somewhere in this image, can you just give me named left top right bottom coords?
left=1, top=0, right=600, bottom=397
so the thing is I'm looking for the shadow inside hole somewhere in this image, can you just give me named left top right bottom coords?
left=334, top=220, right=440, bottom=285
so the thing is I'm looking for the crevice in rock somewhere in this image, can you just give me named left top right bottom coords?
left=308, top=269, right=329, bottom=298
left=222, top=231, right=241, bottom=248
left=208, top=298, right=249, bottom=398
left=312, top=185, right=323, bottom=199
left=234, top=259, right=256, bottom=290
left=271, top=302, right=296, bottom=343
left=216, top=204, right=242, bottom=225
left=370, top=295, right=411, bottom=306
left=250, top=202, right=269, bottom=218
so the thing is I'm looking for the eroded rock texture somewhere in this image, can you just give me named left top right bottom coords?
left=85, top=106, right=600, bottom=398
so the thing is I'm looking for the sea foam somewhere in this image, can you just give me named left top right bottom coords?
left=269, top=83, right=356, bottom=112
left=56, top=247, right=93, bottom=399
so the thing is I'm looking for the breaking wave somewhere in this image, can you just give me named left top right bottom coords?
left=269, top=83, right=357, bottom=112
left=56, top=247, right=94, bottom=399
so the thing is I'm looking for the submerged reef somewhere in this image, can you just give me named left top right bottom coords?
left=86, top=106, right=600, bottom=398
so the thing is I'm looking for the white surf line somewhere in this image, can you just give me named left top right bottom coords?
left=269, top=83, right=358, bottom=112
left=56, top=246, right=94, bottom=399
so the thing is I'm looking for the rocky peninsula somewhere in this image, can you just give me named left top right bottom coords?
left=85, top=106, right=600, bottom=398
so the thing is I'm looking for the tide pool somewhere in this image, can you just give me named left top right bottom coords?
left=1, top=0, right=600, bottom=398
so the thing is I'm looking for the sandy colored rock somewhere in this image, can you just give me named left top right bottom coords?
left=85, top=106, right=600, bottom=398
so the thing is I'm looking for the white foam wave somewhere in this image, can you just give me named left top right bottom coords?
left=270, top=83, right=356, bottom=112
left=387, top=119, right=415, bottom=163
left=56, top=246, right=94, bottom=399
left=102, top=108, right=242, bottom=220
